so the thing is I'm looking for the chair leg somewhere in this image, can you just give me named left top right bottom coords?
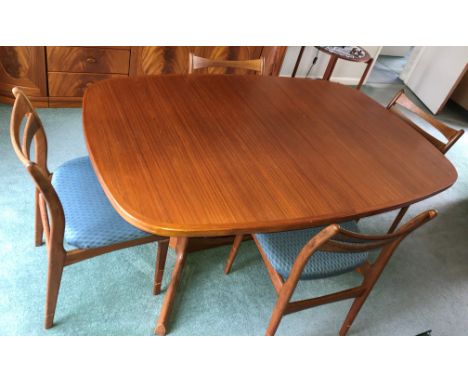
left=34, top=188, right=44, bottom=247
left=265, top=284, right=298, bottom=336
left=265, top=296, right=288, bottom=336
left=388, top=206, right=409, bottom=234
left=153, top=240, right=169, bottom=295
left=339, top=244, right=397, bottom=336
left=265, top=271, right=302, bottom=336
left=339, top=288, right=371, bottom=336
left=155, top=237, right=188, bottom=336
left=224, top=234, right=244, bottom=274
left=44, top=250, right=65, bottom=329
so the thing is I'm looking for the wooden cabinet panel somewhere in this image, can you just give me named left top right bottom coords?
left=47, top=47, right=130, bottom=74
left=48, top=72, right=126, bottom=97
left=261, top=46, right=287, bottom=76
left=0, top=46, right=47, bottom=105
left=130, top=46, right=265, bottom=76
left=0, top=46, right=286, bottom=107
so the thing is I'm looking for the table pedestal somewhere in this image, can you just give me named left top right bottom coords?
left=169, top=235, right=251, bottom=253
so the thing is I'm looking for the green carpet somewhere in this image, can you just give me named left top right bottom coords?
left=1, top=85, right=467, bottom=335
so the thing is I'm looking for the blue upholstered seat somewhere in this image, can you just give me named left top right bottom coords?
left=51, top=156, right=151, bottom=249
left=256, top=221, right=369, bottom=280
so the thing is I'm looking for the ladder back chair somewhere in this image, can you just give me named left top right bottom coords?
left=225, top=210, right=437, bottom=335
left=10, top=87, right=170, bottom=329
left=188, top=52, right=265, bottom=75
left=385, top=89, right=464, bottom=233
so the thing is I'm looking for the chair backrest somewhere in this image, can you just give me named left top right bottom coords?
left=387, top=89, right=464, bottom=154
left=10, top=87, right=65, bottom=249
left=295, top=210, right=437, bottom=279
left=188, top=52, right=265, bottom=75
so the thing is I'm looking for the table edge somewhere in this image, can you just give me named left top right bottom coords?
left=82, top=77, right=459, bottom=237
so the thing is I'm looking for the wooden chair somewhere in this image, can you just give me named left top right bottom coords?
left=10, top=87, right=170, bottom=329
left=188, top=52, right=265, bottom=75
left=385, top=89, right=464, bottom=233
left=225, top=210, right=437, bottom=335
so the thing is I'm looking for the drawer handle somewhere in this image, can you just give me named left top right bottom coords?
left=86, top=57, right=97, bottom=64
left=85, top=81, right=94, bottom=88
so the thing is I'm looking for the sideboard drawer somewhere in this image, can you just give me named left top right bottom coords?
left=47, top=47, right=130, bottom=74
left=48, top=72, right=126, bottom=96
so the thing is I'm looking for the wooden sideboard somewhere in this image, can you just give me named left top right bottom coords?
left=0, top=46, right=286, bottom=107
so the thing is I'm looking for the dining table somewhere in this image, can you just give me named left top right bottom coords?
left=82, top=74, right=457, bottom=335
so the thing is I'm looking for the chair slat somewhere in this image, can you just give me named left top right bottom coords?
left=188, top=53, right=265, bottom=75
left=321, top=238, right=394, bottom=253
left=284, top=286, right=365, bottom=315
left=387, top=90, right=464, bottom=154
left=320, top=209, right=436, bottom=254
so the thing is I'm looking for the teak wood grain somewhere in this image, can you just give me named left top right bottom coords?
left=82, top=75, right=458, bottom=238
left=48, top=72, right=126, bottom=97
left=188, top=53, right=265, bottom=75
left=0, top=46, right=286, bottom=107
left=129, top=46, right=285, bottom=76
left=47, top=47, right=131, bottom=74
left=0, top=46, right=48, bottom=106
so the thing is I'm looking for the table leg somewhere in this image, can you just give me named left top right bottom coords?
left=357, top=58, right=374, bottom=90
left=322, top=56, right=338, bottom=81
left=154, top=236, right=188, bottom=336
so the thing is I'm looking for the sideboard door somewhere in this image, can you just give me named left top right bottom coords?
left=0, top=47, right=47, bottom=105
left=130, top=46, right=270, bottom=76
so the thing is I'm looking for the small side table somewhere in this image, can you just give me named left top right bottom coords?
left=292, top=46, right=374, bottom=90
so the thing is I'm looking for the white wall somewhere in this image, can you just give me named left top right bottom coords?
left=381, top=46, right=411, bottom=56
left=279, top=46, right=382, bottom=86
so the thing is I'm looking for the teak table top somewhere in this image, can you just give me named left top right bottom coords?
left=83, top=75, right=457, bottom=237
